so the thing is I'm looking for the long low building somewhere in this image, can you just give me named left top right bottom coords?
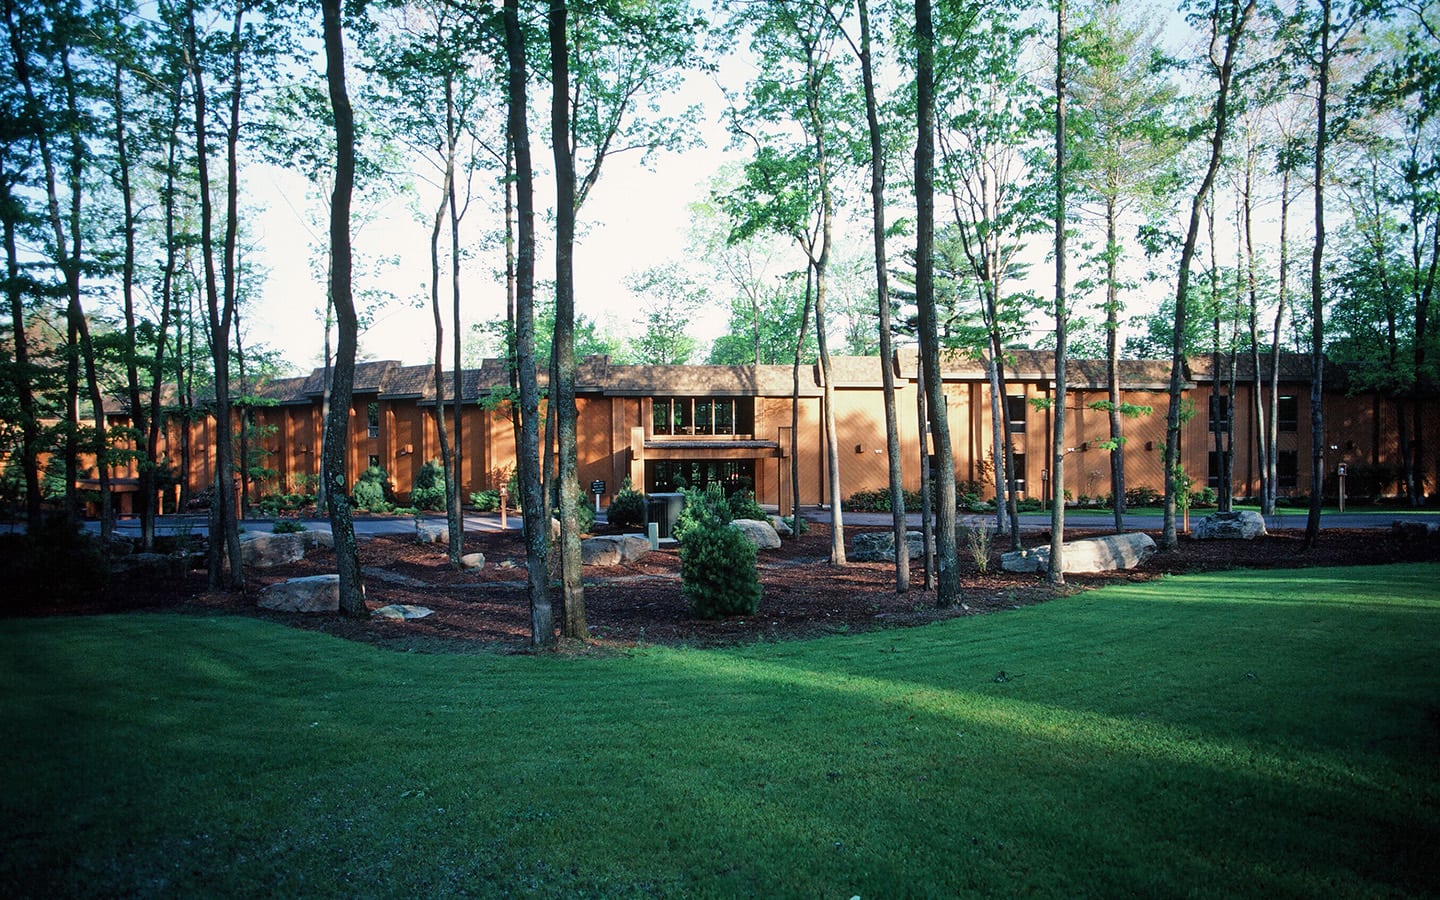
left=108, top=350, right=1435, bottom=514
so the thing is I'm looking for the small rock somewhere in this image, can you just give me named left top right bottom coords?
left=850, top=530, right=929, bottom=562
left=460, top=552, right=485, bottom=569
left=770, top=515, right=792, bottom=537
left=257, top=574, right=340, bottom=613
left=1193, top=510, right=1267, bottom=540
left=415, top=522, right=449, bottom=544
left=238, top=531, right=307, bottom=568
left=373, top=604, right=433, bottom=620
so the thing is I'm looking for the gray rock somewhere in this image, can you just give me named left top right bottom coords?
left=460, top=552, right=486, bottom=569
left=257, top=574, right=340, bottom=613
left=373, top=604, right=433, bottom=620
left=1193, top=510, right=1267, bottom=540
left=238, top=531, right=307, bottom=568
left=305, top=530, right=334, bottom=551
left=1002, top=532, right=1156, bottom=574
left=415, top=522, right=449, bottom=545
left=770, top=515, right=792, bottom=538
left=851, top=530, right=929, bottom=562
left=731, top=518, right=782, bottom=551
left=581, top=534, right=651, bottom=566
left=109, top=552, right=186, bottom=578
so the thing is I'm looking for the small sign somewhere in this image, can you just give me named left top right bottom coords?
left=1337, top=463, right=1347, bottom=477
left=590, top=480, right=607, bottom=495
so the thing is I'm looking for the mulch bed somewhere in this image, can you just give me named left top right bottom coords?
left=71, top=518, right=1440, bottom=653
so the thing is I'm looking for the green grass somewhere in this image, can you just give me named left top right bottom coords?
left=3, top=564, right=1438, bottom=897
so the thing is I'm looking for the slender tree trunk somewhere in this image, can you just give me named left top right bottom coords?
left=1162, top=0, right=1252, bottom=551
left=429, top=136, right=459, bottom=568
left=858, top=0, right=906, bottom=589
left=917, top=357, right=935, bottom=590
left=504, top=0, right=553, bottom=647
left=321, top=0, right=367, bottom=616
left=1304, top=0, right=1332, bottom=550
left=1104, top=198, right=1125, bottom=533
left=790, top=268, right=814, bottom=535
left=1244, top=158, right=1268, bottom=514
left=1, top=194, right=40, bottom=532
left=447, top=79, right=465, bottom=556
left=1048, top=0, right=1068, bottom=586
left=549, top=0, right=586, bottom=639
left=916, top=0, right=959, bottom=606
left=1267, top=165, right=1290, bottom=515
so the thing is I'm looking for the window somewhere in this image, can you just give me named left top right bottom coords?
left=646, top=459, right=755, bottom=494
left=652, top=397, right=749, bottom=436
left=1277, top=450, right=1298, bottom=490
left=1208, top=450, right=1230, bottom=488
left=1277, top=396, right=1298, bottom=433
left=367, top=401, right=380, bottom=439
left=1209, top=394, right=1231, bottom=432
left=1006, top=396, right=1027, bottom=434
left=1009, top=452, right=1026, bottom=494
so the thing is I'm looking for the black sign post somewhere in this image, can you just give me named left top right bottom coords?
left=591, top=480, right=606, bottom=515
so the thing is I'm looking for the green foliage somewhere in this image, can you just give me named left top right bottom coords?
left=409, top=459, right=448, bottom=511
left=1189, top=486, right=1218, bottom=509
left=781, top=514, right=809, bottom=535
left=1125, top=486, right=1163, bottom=508
left=469, top=489, right=502, bottom=512
left=673, top=482, right=730, bottom=543
left=727, top=488, right=766, bottom=521
left=271, top=519, right=307, bottom=534
left=554, top=495, right=596, bottom=534
left=607, top=478, right=647, bottom=529
left=352, top=466, right=394, bottom=513
left=960, top=524, right=993, bottom=574
left=258, top=492, right=314, bottom=516
left=677, top=484, right=761, bottom=619
left=844, top=488, right=923, bottom=513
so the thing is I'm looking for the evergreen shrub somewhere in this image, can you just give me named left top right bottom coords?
left=410, top=459, right=448, bottom=511
left=607, top=478, right=646, bottom=529
left=352, top=466, right=393, bottom=513
left=727, top=488, right=766, bottom=521
left=677, top=484, right=761, bottom=619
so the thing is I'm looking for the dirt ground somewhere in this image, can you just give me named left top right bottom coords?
left=87, top=518, right=1440, bottom=653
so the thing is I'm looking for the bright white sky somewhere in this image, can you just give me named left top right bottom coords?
left=242, top=2, right=1216, bottom=376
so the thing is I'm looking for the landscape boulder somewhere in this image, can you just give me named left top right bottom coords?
left=850, top=529, right=930, bottom=562
left=373, top=604, right=433, bottom=620
left=304, top=530, right=334, bottom=551
left=239, top=531, right=308, bottom=568
left=415, top=522, right=450, bottom=545
left=1002, top=532, right=1156, bottom=574
left=581, top=534, right=652, bottom=566
left=731, top=518, right=782, bottom=551
left=1193, top=510, right=1267, bottom=540
left=460, top=552, right=486, bottom=570
left=770, top=515, right=792, bottom=538
left=257, top=574, right=340, bottom=613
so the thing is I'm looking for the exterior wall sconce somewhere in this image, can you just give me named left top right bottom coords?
left=855, top=444, right=863, bottom=454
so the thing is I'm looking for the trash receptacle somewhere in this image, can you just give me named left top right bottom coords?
left=646, top=491, right=686, bottom=539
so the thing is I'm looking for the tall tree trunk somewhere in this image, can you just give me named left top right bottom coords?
left=1244, top=156, right=1268, bottom=515
left=1, top=192, right=40, bottom=532
left=321, top=0, right=367, bottom=616
left=1104, top=198, right=1125, bottom=533
left=549, top=0, right=586, bottom=639
left=790, top=268, right=814, bottom=536
left=1162, top=0, right=1252, bottom=551
left=504, top=0, right=553, bottom=647
left=1267, top=164, right=1291, bottom=515
left=447, top=78, right=465, bottom=557
left=916, top=357, right=935, bottom=590
left=1048, top=0, right=1069, bottom=586
left=1304, top=0, right=1332, bottom=550
left=858, top=0, right=907, bottom=589
left=115, top=34, right=150, bottom=542
left=429, top=132, right=459, bottom=569
left=916, top=0, right=959, bottom=606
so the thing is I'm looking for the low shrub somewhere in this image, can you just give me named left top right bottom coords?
left=0, top=519, right=108, bottom=609
left=553, top=496, right=596, bottom=534
left=271, top=518, right=307, bottom=534
left=677, top=484, right=760, bottom=619
left=352, top=466, right=394, bottom=513
left=1125, top=486, right=1162, bottom=508
left=410, top=459, right=448, bottom=511
left=727, top=488, right=767, bottom=521
left=607, top=478, right=646, bottom=529
left=469, top=489, right=501, bottom=512
left=1189, top=486, right=1218, bottom=508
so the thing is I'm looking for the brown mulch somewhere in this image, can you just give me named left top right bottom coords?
left=76, top=519, right=1440, bottom=653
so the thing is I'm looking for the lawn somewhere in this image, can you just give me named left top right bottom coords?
left=3, top=563, right=1437, bottom=897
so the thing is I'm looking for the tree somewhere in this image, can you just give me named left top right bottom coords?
left=625, top=263, right=702, bottom=364
left=1048, top=0, right=1070, bottom=585
left=503, top=0, right=552, bottom=648
left=321, top=0, right=367, bottom=617
left=1069, top=0, right=1179, bottom=532
left=933, top=0, right=1046, bottom=550
left=1161, top=0, right=1255, bottom=552
left=917, top=0, right=960, bottom=605
left=724, top=0, right=854, bottom=565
